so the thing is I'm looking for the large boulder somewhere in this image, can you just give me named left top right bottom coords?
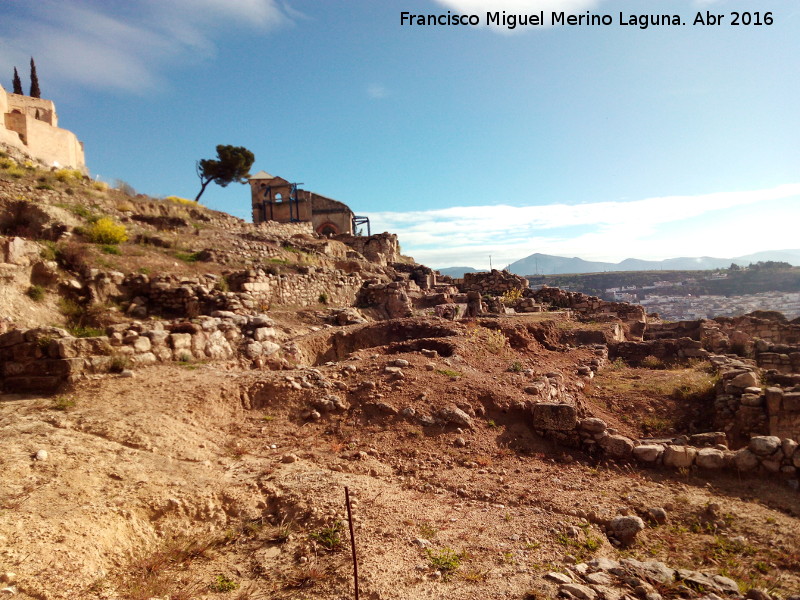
left=749, top=436, right=781, bottom=456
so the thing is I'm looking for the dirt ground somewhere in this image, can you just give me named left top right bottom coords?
left=2, top=315, right=799, bottom=600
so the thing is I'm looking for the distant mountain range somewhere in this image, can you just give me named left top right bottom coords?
left=435, top=250, right=800, bottom=277
left=436, top=266, right=481, bottom=278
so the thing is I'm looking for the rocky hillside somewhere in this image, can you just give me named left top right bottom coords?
left=1, top=156, right=799, bottom=600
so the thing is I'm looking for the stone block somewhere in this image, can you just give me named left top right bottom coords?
left=531, top=403, right=577, bottom=431
left=696, top=448, right=725, bottom=469
left=132, top=352, right=157, bottom=366
left=0, top=329, right=24, bottom=348
left=749, top=436, right=781, bottom=456
left=740, top=393, right=763, bottom=407
left=579, top=417, right=607, bottom=433
left=169, top=333, right=192, bottom=350
left=133, top=336, right=152, bottom=353
left=730, top=371, right=759, bottom=389
left=599, top=434, right=635, bottom=459
left=662, top=445, right=697, bottom=468
left=734, top=448, right=760, bottom=471
left=765, top=387, right=784, bottom=413
left=783, top=393, right=800, bottom=412
left=633, top=444, right=664, bottom=463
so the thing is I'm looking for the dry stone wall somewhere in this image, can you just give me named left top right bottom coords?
left=0, top=313, right=288, bottom=392
left=460, top=269, right=530, bottom=294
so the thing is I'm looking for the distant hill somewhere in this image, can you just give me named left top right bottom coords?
left=436, top=266, right=483, bottom=278
left=505, top=250, right=800, bottom=276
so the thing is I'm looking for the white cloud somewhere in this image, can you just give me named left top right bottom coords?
left=364, top=184, right=800, bottom=269
left=367, top=84, right=389, bottom=99
left=0, top=0, right=293, bottom=94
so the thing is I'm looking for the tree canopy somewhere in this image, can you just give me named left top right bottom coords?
left=12, top=67, right=23, bottom=94
left=195, top=145, right=255, bottom=203
left=29, top=57, right=40, bottom=98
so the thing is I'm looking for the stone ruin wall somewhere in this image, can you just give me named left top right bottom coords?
left=335, top=232, right=402, bottom=267
left=0, top=312, right=290, bottom=393
left=252, top=219, right=315, bottom=237
left=460, top=269, right=530, bottom=294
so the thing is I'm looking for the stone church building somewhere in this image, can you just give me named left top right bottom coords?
left=0, top=83, right=86, bottom=172
left=249, top=171, right=364, bottom=236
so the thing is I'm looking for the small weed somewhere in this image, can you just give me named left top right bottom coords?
left=109, top=356, right=131, bottom=374
left=436, top=368, right=462, bottom=378
left=66, top=324, right=105, bottom=338
left=309, top=522, right=344, bottom=552
left=460, top=569, right=488, bottom=582
left=101, top=244, right=121, bottom=255
left=426, top=547, right=464, bottom=579
left=419, top=522, right=438, bottom=540
left=210, top=574, right=239, bottom=593
left=175, top=251, right=202, bottom=263
left=214, top=278, right=229, bottom=292
left=641, top=355, right=666, bottom=369
left=503, top=512, right=513, bottom=522
left=507, top=361, right=523, bottom=372
left=178, top=352, right=193, bottom=363
left=487, top=419, right=498, bottom=429
left=36, top=183, right=55, bottom=191
left=556, top=531, right=602, bottom=562
left=318, top=292, right=329, bottom=304
left=138, top=267, right=151, bottom=275
left=52, top=396, right=76, bottom=411
left=610, top=357, right=627, bottom=370
left=26, top=285, right=45, bottom=302
left=285, top=564, right=329, bottom=589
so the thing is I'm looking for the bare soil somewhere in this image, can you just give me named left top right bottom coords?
left=2, top=316, right=799, bottom=600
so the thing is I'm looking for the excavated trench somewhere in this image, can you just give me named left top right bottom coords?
left=293, top=318, right=462, bottom=366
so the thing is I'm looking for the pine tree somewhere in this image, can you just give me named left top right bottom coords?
left=12, top=67, right=23, bottom=94
left=29, top=57, right=41, bottom=98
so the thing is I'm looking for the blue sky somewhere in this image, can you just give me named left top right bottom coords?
left=1, top=0, right=798, bottom=269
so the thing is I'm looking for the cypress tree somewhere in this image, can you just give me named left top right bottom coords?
left=29, top=57, right=41, bottom=98
left=12, top=67, right=23, bottom=94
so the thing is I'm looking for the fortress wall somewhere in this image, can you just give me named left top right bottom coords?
left=23, top=116, right=85, bottom=169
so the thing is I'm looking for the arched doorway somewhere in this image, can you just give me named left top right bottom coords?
left=316, top=222, right=339, bottom=236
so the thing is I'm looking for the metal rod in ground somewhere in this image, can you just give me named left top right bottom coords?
left=345, top=486, right=359, bottom=600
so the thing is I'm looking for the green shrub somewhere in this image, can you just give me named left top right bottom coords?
left=318, top=292, right=329, bottom=304
left=175, top=251, right=201, bottom=263
left=309, top=522, right=344, bottom=551
left=26, top=285, right=45, bottom=302
left=83, top=217, right=128, bottom=244
left=165, top=195, right=194, bottom=206
left=426, top=547, right=464, bottom=579
left=101, top=244, right=121, bottom=255
left=54, top=168, right=84, bottom=183
left=35, top=183, right=55, bottom=191
left=210, top=574, right=239, bottom=593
